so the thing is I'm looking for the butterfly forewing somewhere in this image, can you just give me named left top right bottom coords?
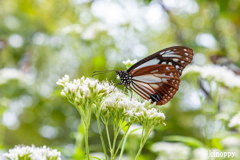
left=129, top=64, right=180, bottom=105
left=127, top=46, right=193, bottom=76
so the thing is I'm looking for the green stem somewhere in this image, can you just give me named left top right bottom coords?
left=105, top=123, right=112, bottom=152
left=114, top=126, right=130, bottom=158
left=96, top=116, right=108, bottom=160
left=134, top=136, right=148, bottom=160
left=134, top=128, right=152, bottom=160
left=118, top=127, right=130, bottom=160
left=111, top=125, right=118, bottom=160
left=84, top=120, right=90, bottom=160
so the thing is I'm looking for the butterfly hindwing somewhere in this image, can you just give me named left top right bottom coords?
left=129, top=64, right=180, bottom=105
left=127, top=46, right=194, bottom=76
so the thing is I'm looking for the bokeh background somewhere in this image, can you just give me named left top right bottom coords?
left=1, top=0, right=240, bottom=159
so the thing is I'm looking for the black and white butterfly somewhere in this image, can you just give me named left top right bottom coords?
left=94, top=46, right=194, bottom=105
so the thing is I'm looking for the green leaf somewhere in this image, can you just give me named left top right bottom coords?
left=162, top=136, right=206, bottom=148
left=129, top=128, right=141, bottom=134
left=211, top=138, right=223, bottom=150
left=121, top=121, right=128, bottom=133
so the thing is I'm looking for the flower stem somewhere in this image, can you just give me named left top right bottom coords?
left=114, top=126, right=130, bottom=158
left=134, top=128, right=152, bottom=160
left=118, top=127, right=130, bottom=160
left=96, top=116, right=108, bottom=160
left=105, top=123, right=112, bottom=152
left=84, top=121, right=90, bottom=160
left=111, top=126, right=117, bottom=160
left=134, top=136, right=148, bottom=160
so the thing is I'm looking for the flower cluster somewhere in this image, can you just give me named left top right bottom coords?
left=183, top=65, right=240, bottom=88
left=101, top=91, right=165, bottom=126
left=228, top=112, right=240, bottom=128
left=4, top=145, right=61, bottom=160
left=122, top=59, right=138, bottom=69
left=57, top=75, right=115, bottom=112
left=57, top=75, right=166, bottom=160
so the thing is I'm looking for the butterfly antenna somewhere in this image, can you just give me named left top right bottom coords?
left=92, top=70, right=116, bottom=77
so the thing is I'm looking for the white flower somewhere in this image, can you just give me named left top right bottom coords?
left=60, top=91, right=66, bottom=97
left=56, top=75, right=69, bottom=87
left=3, top=145, right=61, bottom=160
left=151, top=142, right=191, bottom=160
left=228, top=112, right=240, bottom=128
left=221, top=136, right=240, bottom=148
left=183, top=65, right=240, bottom=88
left=192, top=147, right=208, bottom=160
left=122, top=59, right=138, bottom=69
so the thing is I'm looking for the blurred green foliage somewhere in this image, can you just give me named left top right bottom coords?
left=1, top=0, right=240, bottom=159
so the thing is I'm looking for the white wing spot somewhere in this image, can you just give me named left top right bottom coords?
left=181, top=61, right=185, bottom=63
left=185, top=53, right=188, bottom=55
left=165, top=94, right=167, bottom=96
left=186, top=58, right=189, bottom=60
left=162, top=78, right=168, bottom=82
left=170, top=72, right=173, bottom=77
left=170, top=88, right=173, bottom=90
left=168, top=62, right=172, bottom=65
left=162, top=61, right=167, bottom=64
left=168, top=96, right=170, bottom=99
left=170, top=93, right=173, bottom=96
left=133, top=75, right=162, bottom=83
left=166, top=67, right=170, bottom=70
left=173, top=58, right=179, bottom=62
left=159, top=51, right=165, bottom=55
left=162, top=54, right=182, bottom=58
left=135, top=58, right=160, bottom=70
left=173, top=89, right=176, bottom=92
left=151, top=70, right=159, bottom=73
left=174, top=49, right=177, bottom=51
left=176, top=65, right=179, bottom=69
left=184, top=49, right=187, bottom=51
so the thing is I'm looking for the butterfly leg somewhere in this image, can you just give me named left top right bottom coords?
left=125, top=86, right=133, bottom=100
left=114, top=83, right=121, bottom=91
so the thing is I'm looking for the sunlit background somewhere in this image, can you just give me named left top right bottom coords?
left=1, top=0, right=240, bottom=159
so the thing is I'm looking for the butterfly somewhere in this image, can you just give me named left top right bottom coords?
left=93, top=46, right=194, bottom=105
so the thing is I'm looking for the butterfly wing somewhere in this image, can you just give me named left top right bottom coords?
left=129, top=64, right=180, bottom=105
left=127, top=46, right=194, bottom=76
